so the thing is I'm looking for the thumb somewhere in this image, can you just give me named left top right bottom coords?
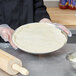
left=1, top=34, right=8, bottom=42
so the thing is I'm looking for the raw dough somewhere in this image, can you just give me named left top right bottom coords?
left=12, top=23, right=67, bottom=54
left=70, top=58, right=76, bottom=62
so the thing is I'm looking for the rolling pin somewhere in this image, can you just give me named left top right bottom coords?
left=0, top=49, right=29, bottom=75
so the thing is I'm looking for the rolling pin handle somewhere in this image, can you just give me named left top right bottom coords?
left=12, top=64, right=29, bottom=75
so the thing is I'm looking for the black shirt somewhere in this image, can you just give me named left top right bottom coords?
left=0, top=0, right=50, bottom=42
left=0, top=0, right=50, bottom=29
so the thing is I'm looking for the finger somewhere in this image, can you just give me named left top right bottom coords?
left=7, top=31, right=18, bottom=50
left=0, top=29, right=9, bottom=42
left=57, top=25, right=72, bottom=37
left=58, top=25, right=70, bottom=34
left=1, top=34, right=8, bottom=42
left=53, top=23, right=72, bottom=37
left=9, top=39, right=18, bottom=50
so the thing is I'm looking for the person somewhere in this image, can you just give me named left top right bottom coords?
left=0, top=0, right=71, bottom=49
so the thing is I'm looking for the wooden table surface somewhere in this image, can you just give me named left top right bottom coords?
left=47, top=8, right=76, bottom=28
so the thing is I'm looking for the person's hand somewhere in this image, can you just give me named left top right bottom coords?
left=39, top=18, right=72, bottom=37
left=53, top=23, right=72, bottom=37
left=0, top=24, right=18, bottom=49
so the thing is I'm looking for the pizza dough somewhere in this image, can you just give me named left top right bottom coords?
left=12, top=23, right=67, bottom=54
left=70, top=58, right=76, bottom=62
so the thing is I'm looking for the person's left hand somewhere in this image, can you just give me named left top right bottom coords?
left=39, top=18, right=72, bottom=37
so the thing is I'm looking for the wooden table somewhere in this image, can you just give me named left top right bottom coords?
left=47, top=8, right=76, bottom=28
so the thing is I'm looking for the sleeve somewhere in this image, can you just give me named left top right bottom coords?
left=34, top=0, right=51, bottom=22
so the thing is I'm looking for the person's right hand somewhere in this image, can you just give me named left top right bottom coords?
left=0, top=24, right=18, bottom=49
left=39, top=18, right=72, bottom=37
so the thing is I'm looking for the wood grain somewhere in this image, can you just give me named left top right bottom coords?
left=47, top=8, right=76, bottom=28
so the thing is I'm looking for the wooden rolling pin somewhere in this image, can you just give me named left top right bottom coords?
left=0, top=49, right=29, bottom=75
